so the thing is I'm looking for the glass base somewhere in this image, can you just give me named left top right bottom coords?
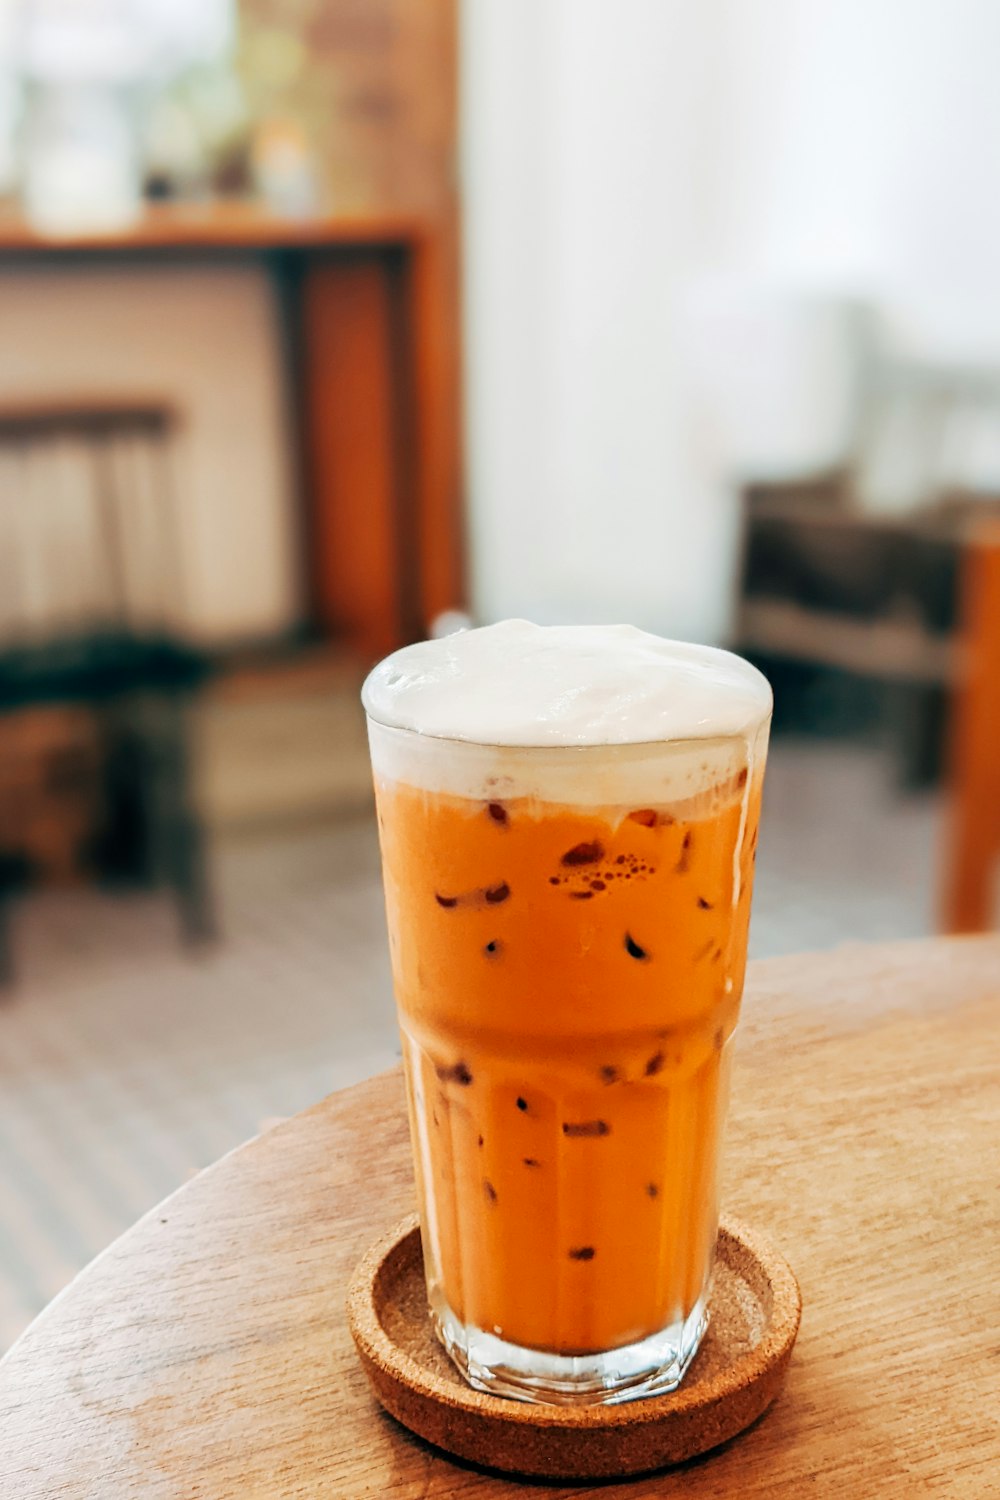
left=431, top=1291, right=709, bottom=1407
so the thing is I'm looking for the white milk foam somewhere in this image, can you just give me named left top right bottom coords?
left=363, top=621, right=772, bottom=809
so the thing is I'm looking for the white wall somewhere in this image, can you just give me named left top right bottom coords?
left=0, top=263, right=300, bottom=643
left=715, top=0, right=1000, bottom=356
left=461, top=0, right=737, bottom=644
left=462, top=0, right=1000, bottom=641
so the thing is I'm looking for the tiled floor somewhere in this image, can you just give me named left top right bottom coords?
left=0, top=740, right=941, bottom=1351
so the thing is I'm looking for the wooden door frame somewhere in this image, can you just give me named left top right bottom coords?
left=294, top=219, right=464, bottom=662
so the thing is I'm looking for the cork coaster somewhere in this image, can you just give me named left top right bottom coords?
left=347, top=1213, right=801, bottom=1481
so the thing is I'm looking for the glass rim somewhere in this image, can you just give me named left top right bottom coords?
left=363, top=709, right=772, bottom=753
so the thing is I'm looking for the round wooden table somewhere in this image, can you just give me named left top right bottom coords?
left=2, top=938, right=998, bottom=1497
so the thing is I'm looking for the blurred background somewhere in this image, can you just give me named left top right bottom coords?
left=1, top=0, right=998, bottom=1348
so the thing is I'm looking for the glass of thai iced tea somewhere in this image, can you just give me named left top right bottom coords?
left=363, top=622, right=771, bottom=1405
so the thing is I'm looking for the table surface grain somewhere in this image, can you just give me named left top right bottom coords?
left=1, top=937, right=998, bottom=1498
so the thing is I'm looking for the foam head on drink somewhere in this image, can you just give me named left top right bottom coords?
left=364, top=621, right=771, bottom=1369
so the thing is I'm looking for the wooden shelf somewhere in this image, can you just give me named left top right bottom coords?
left=0, top=200, right=426, bottom=255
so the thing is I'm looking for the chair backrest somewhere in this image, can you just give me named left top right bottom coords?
left=0, top=401, right=182, bottom=649
left=941, top=521, right=1000, bottom=931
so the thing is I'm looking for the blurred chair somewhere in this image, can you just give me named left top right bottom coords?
left=735, top=476, right=959, bottom=786
left=0, top=402, right=213, bottom=983
left=941, top=523, right=1000, bottom=932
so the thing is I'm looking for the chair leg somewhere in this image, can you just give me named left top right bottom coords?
left=164, top=697, right=215, bottom=948
left=168, top=805, right=216, bottom=946
left=138, top=692, right=217, bottom=948
left=892, top=683, right=946, bottom=792
left=0, top=895, right=14, bottom=988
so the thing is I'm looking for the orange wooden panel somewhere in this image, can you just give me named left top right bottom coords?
left=941, top=523, right=1000, bottom=932
left=408, top=217, right=465, bottom=627
left=300, top=255, right=403, bottom=659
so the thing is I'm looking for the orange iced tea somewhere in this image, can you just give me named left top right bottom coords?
left=364, top=623, right=771, bottom=1404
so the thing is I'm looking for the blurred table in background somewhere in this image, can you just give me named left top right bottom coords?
left=0, top=200, right=464, bottom=662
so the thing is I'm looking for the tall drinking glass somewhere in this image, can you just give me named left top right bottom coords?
left=364, top=624, right=770, bottom=1405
